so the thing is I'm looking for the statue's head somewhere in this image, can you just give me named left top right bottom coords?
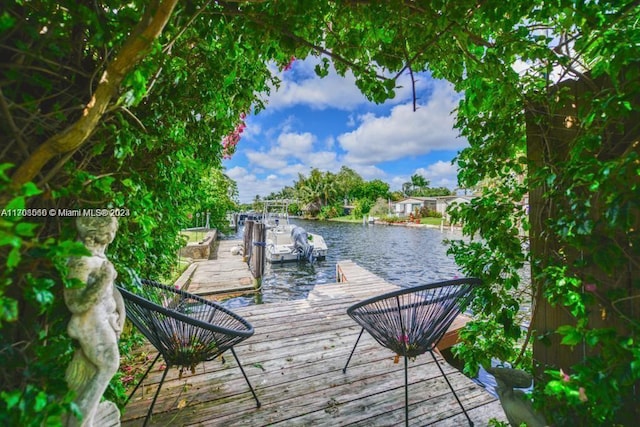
left=76, top=216, right=118, bottom=246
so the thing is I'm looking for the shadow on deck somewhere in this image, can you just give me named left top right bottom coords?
left=121, top=261, right=506, bottom=426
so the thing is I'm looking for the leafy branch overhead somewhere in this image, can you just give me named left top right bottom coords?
left=9, top=0, right=180, bottom=188
left=1, top=1, right=639, bottom=425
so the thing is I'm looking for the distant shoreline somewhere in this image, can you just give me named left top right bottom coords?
left=321, top=216, right=461, bottom=230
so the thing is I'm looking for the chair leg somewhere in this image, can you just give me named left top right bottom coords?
left=343, top=327, right=365, bottom=373
left=429, top=351, right=474, bottom=427
left=142, top=362, right=170, bottom=427
left=404, top=354, right=409, bottom=427
left=125, top=352, right=162, bottom=405
left=230, top=347, right=261, bottom=408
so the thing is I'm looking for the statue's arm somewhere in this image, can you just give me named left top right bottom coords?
left=113, top=287, right=126, bottom=336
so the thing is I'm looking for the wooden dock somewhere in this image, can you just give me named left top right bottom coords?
left=121, top=260, right=506, bottom=426
left=182, top=240, right=255, bottom=296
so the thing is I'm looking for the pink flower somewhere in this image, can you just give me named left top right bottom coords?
left=221, top=114, right=248, bottom=158
left=399, top=334, right=409, bottom=344
left=282, top=56, right=296, bottom=71
left=560, top=368, right=570, bottom=382
left=584, top=283, right=597, bottom=293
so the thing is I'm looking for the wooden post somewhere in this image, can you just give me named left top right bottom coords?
left=252, top=221, right=266, bottom=280
left=526, top=72, right=640, bottom=373
left=526, top=79, right=582, bottom=372
left=243, top=220, right=253, bottom=263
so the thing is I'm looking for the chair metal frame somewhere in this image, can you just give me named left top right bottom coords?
left=342, top=277, right=481, bottom=427
left=118, top=279, right=260, bottom=426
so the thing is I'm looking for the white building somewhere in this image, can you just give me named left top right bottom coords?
left=393, top=195, right=474, bottom=217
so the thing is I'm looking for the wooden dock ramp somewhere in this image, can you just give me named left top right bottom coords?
left=183, top=240, right=255, bottom=296
left=121, top=260, right=506, bottom=426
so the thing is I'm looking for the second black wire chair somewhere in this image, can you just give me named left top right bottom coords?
left=117, top=279, right=261, bottom=426
left=342, top=277, right=481, bottom=427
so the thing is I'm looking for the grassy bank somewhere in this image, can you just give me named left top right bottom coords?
left=329, top=216, right=445, bottom=226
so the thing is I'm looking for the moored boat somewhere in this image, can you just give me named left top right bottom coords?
left=262, top=200, right=328, bottom=263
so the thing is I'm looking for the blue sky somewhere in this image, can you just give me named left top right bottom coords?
left=224, top=57, right=468, bottom=204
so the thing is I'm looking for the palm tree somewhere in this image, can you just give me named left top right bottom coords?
left=410, top=174, right=430, bottom=193
left=320, top=172, right=338, bottom=205
left=402, top=181, right=412, bottom=197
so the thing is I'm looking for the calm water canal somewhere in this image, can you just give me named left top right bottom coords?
left=222, top=219, right=466, bottom=309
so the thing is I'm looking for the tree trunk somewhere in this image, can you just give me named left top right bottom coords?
left=10, top=0, right=179, bottom=188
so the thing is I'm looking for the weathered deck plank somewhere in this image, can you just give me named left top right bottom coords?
left=186, top=240, right=255, bottom=295
left=121, top=260, right=506, bottom=426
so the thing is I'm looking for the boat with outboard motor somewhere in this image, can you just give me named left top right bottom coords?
left=261, top=200, right=328, bottom=263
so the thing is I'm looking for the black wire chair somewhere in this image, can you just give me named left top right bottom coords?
left=117, top=279, right=260, bottom=426
left=342, top=278, right=481, bottom=427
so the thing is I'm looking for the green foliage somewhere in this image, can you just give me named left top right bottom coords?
left=2, top=1, right=640, bottom=424
left=418, top=206, right=442, bottom=218
left=369, top=197, right=392, bottom=217
left=440, top=2, right=640, bottom=423
left=287, top=202, right=300, bottom=216
left=402, top=173, right=442, bottom=196
left=351, top=198, right=372, bottom=218
left=317, top=204, right=340, bottom=220
left=1, top=1, right=298, bottom=421
left=0, top=167, right=85, bottom=424
left=379, top=215, right=406, bottom=224
left=289, top=167, right=390, bottom=217
left=414, top=187, right=453, bottom=197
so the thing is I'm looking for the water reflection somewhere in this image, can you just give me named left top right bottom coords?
left=222, top=219, right=466, bottom=308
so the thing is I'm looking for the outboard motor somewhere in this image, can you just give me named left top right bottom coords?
left=290, top=225, right=315, bottom=263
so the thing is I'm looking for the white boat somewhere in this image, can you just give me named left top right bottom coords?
left=262, top=201, right=328, bottom=263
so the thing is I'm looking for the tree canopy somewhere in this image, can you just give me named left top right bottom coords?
left=1, top=1, right=639, bottom=424
left=259, top=166, right=389, bottom=218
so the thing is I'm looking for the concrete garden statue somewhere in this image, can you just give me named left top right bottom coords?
left=485, top=366, right=547, bottom=427
left=64, top=216, right=124, bottom=427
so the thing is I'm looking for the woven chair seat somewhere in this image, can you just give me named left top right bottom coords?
left=120, top=280, right=253, bottom=370
left=343, top=277, right=481, bottom=427
left=347, top=283, right=473, bottom=358
left=117, top=279, right=260, bottom=426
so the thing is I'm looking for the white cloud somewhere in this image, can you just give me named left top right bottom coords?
left=264, top=59, right=369, bottom=111
left=274, top=132, right=315, bottom=158
left=388, top=161, right=459, bottom=193
left=239, top=119, right=262, bottom=142
left=245, top=131, right=340, bottom=175
left=338, top=81, right=466, bottom=164
left=414, top=161, right=459, bottom=189
left=279, top=163, right=309, bottom=177
left=346, top=114, right=356, bottom=127
left=263, top=57, right=432, bottom=112
left=324, top=136, right=335, bottom=149
left=244, top=151, right=288, bottom=170
left=350, top=164, right=386, bottom=180
left=390, top=176, right=408, bottom=191
left=306, top=151, right=339, bottom=170
left=227, top=166, right=293, bottom=203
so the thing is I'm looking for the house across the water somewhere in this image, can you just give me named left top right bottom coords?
left=393, top=195, right=474, bottom=218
